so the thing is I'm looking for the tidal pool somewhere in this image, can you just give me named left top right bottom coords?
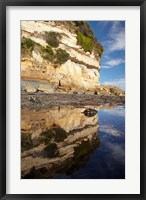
left=21, top=106, right=125, bottom=179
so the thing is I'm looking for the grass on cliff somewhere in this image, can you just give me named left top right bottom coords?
left=21, top=37, right=36, bottom=57
left=45, top=31, right=61, bottom=48
left=76, top=31, right=104, bottom=57
left=21, top=37, right=69, bottom=64
left=94, top=42, right=104, bottom=58
left=55, top=48, right=69, bottom=64
left=41, top=47, right=69, bottom=64
left=74, top=21, right=94, bottom=39
left=74, top=21, right=104, bottom=57
left=77, top=31, right=93, bottom=54
left=21, top=37, right=54, bottom=61
left=40, top=45, right=54, bottom=61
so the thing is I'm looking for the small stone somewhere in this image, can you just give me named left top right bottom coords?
left=83, top=108, right=97, bottom=117
left=38, top=84, right=54, bottom=93
left=25, top=85, right=37, bottom=93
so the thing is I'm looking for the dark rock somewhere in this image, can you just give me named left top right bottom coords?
left=83, top=108, right=97, bottom=117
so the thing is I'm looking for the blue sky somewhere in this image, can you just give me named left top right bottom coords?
left=88, top=21, right=125, bottom=90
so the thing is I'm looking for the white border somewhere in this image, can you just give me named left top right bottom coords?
left=6, top=6, right=140, bottom=194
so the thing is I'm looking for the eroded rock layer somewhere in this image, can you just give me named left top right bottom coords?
left=21, top=21, right=101, bottom=94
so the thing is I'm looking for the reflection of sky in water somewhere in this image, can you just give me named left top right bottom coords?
left=54, top=106, right=125, bottom=179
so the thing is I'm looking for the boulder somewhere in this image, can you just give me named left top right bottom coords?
left=25, top=85, right=37, bottom=93
left=83, top=108, right=97, bottom=117
left=38, top=84, right=55, bottom=93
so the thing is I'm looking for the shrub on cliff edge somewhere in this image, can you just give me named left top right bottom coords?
left=45, top=31, right=61, bottom=48
left=74, top=22, right=104, bottom=57
left=55, top=48, right=69, bottom=64
left=77, top=31, right=93, bottom=53
left=74, top=21, right=94, bottom=39
left=40, top=45, right=54, bottom=61
left=21, top=37, right=36, bottom=57
left=95, top=42, right=104, bottom=57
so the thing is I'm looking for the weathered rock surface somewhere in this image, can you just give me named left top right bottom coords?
left=21, top=21, right=100, bottom=94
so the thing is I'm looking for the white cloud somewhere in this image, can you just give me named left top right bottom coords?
left=103, top=55, right=110, bottom=59
left=105, top=58, right=124, bottom=66
left=101, top=65, right=113, bottom=69
left=101, top=58, right=125, bottom=69
left=110, top=30, right=125, bottom=51
left=102, top=78, right=125, bottom=90
left=107, top=21, right=125, bottom=52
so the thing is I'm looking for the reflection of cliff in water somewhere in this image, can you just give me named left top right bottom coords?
left=21, top=107, right=100, bottom=179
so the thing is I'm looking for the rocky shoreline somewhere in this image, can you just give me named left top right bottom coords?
left=21, top=93, right=125, bottom=111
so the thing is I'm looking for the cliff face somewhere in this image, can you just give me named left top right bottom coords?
left=21, top=21, right=102, bottom=94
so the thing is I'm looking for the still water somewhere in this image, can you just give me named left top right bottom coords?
left=21, top=106, right=125, bottom=179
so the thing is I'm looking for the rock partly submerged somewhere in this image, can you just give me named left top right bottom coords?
left=83, top=108, right=97, bottom=117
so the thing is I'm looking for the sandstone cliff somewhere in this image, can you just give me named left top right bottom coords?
left=21, top=21, right=104, bottom=94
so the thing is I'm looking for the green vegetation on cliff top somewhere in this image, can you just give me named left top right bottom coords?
left=68, top=21, right=104, bottom=57
left=21, top=21, right=104, bottom=60
left=77, top=32, right=93, bottom=53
